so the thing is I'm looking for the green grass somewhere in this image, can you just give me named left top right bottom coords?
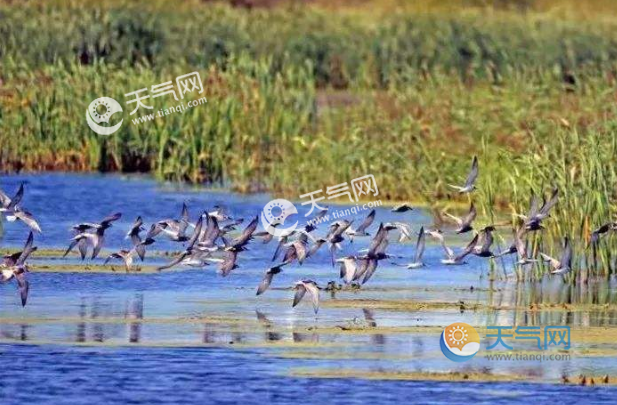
left=2, top=0, right=617, bottom=282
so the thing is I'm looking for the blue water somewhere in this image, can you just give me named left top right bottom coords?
left=1, top=173, right=616, bottom=404
left=2, top=344, right=617, bottom=405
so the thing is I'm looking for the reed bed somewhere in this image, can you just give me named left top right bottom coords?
left=2, top=0, right=617, bottom=284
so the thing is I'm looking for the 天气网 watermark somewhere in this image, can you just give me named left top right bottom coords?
left=86, top=71, right=207, bottom=136
left=440, top=323, right=572, bottom=362
left=260, top=174, right=382, bottom=236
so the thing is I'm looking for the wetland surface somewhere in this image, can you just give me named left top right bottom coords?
left=1, top=174, right=617, bottom=404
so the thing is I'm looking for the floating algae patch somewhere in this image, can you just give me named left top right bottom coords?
left=0, top=248, right=181, bottom=259
left=322, top=299, right=485, bottom=312
left=289, top=368, right=531, bottom=383
left=300, top=325, right=446, bottom=336
left=277, top=350, right=418, bottom=361
left=1, top=248, right=68, bottom=258
left=29, top=263, right=162, bottom=274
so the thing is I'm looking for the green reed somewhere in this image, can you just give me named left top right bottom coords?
left=2, top=0, right=617, bottom=286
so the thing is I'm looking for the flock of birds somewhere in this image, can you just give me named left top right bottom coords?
left=1, top=156, right=611, bottom=313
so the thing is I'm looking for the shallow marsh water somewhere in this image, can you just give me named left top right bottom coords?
left=1, top=174, right=617, bottom=404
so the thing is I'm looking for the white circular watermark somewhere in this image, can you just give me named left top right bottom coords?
left=260, top=199, right=298, bottom=237
left=86, top=97, right=124, bottom=136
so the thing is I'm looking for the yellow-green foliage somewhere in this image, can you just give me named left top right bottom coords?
left=2, top=0, right=617, bottom=277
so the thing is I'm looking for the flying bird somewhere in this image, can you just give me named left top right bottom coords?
left=307, top=238, right=327, bottom=258
left=66, top=212, right=122, bottom=260
left=336, top=255, right=359, bottom=284
left=541, top=237, right=573, bottom=275
left=513, top=228, right=536, bottom=265
left=292, top=280, right=320, bottom=314
left=345, top=209, right=375, bottom=241
left=444, top=202, right=477, bottom=234
left=357, top=224, right=397, bottom=284
left=208, top=205, right=231, bottom=222
left=384, top=221, right=413, bottom=242
left=392, top=226, right=425, bottom=269
left=304, top=208, right=329, bottom=233
left=104, top=249, right=139, bottom=272
left=219, top=250, right=239, bottom=276
left=0, top=265, right=29, bottom=307
left=126, top=218, right=157, bottom=260
left=256, top=263, right=287, bottom=296
left=0, top=232, right=36, bottom=307
left=157, top=217, right=220, bottom=271
left=325, top=219, right=353, bottom=266
left=156, top=203, right=191, bottom=242
left=0, top=183, right=24, bottom=214
left=391, top=203, right=413, bottom=213
left=2, top=232, right=37, bottom=267
left=589, top=222, right=617, bottom=248
left=440, top=234, right=478, bottom=265
left=522, top=188, right=558, bottom=231
left=472, top=226, right=495, bottom=257
left=0, top=183, right=42, bottom=233
left=224, top=216, right=258, bottom=251
left=448, top=155, right=478, bottom=194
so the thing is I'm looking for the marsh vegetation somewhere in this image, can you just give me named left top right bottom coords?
left=2, top=0, right=617, bottom=282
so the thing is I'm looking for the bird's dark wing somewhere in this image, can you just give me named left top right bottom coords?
left=256, top=267, right=282, bottom=296
left=308, top=240, right=325, bottom=257
left=527, top=194, right=540, bottom=219
left=539, top=188, right=559, bottom=217
left=178, top=203, right=190, bottom=235
left=104, top=253, right=122, bottom=265
left=220, top=251, right=238, bottom=276
left=7, top=183, right=24, bottom=210
left=455, top=234, right=479, bottom=261
left=282, top=245, right=298, bottom=264
left=304, top=282, right=320, bottom=313
left=480, top=229, right=494, bottom=252
left=356, top=210, right=376, bottom=233
left=16, top=232, right=36, bottom=265
left=63, top=238, right=80, bottom=258
left=100, top=212, right=122, bottom=227
left=14, top=270, right=29, bottom=307
left=134, top=243, right=146, bottom=261
left=462, top=202, right=477, bottom=227
left=361, top=259, right=379, bottom=284
left=128, top=216, right=143, bottom=238
left=232, top=216, right=258, bottom=247
left=414, top=227, right=426, bottom=262
left=464, top=156, right=479, bottom=188
left=368, top=224, right=386, bottom=255
left=560, top=237, right=573, bottom=269
left=147, top=223, right=166, bottom=239
left=77, top=237, right=88, bottom=260
left=202, top=215, right=222, bottom=247
left=292, top=284, right=307, bottom=308
left=590, top=223, right=611, bottom=247
left=91, top=234, right=104, bottom=260
left=187, top=216, right=203, bottom=249
left=272, top=238, right=286, bottom=262
left=294, top=240, right=308, bottom=264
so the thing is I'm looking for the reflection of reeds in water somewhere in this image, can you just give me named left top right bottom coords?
left=489, top=278, right=617, bottom=327
left=126, top=294, right=144, bottom=344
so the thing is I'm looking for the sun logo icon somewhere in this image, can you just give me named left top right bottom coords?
left=266, top=200, right=287, bottom=224
left=260, top=198, right=298, bottom=237
left=440, top=322, right=480, bottom=362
